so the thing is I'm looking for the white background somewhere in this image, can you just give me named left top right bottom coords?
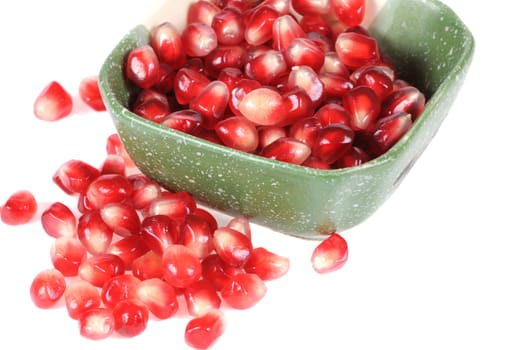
left=0, top=1, right=525, bottom=349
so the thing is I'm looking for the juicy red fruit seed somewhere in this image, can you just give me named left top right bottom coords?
left=244, top=247, right=290, bottom=280
left=101, top=274, right=141, bottom=309
left=215, top=116, right=259, bottom=153
left=29, top=268, right=66, bottom=309
left=125, top=45, right=160, bottom=89
left=330, top=0, right=365, bottom=28
left=185, top=310, right=226, bottom=350
left=52, top=159, right=100, bottom=195
left=150, top=21, right=185, bottom=68
left=136, top=278, right=179, bottom=320
left=85, top=174, right=133, bottom=209
left=108, top=235, right=150, bottom=269
left=1, top=190, right=37, bottom=225
left=77, top=210, right=114, bottom=255
left=370, top=111, right=413, bottom=156
left=99, top=202, right=141, bottom=237
left=239, top=88, right=284, bottom=126
left=113, top=299, right=150, bottom=337
left=78, top=253, right=126, bottom=288
left=50, top=236, right=87, bottom=277
left=131, top=250, right=164, bottom=281
left=79, top=307, right=115, bottom=341
left=184, top=279, right=222, bottom=317
left=220, top=273, right=267, bottom=309
left=182, top=22, right=218, bottom=57
left=139, top=214, right=179, bottom=255
left=162, top=244, right=202, bottom=289
left=33, top=81, right=73, bottom=121
left=79, top=75, right=106, bottom=111
left=213, top=227, right=253, bottom=267
left=148, top=191, right=197, bottom=221
left=311, top=232, right=349, bottom=274
left=335, top=32, right=380, bottom=70
left=260, top=137, right=312, bottom=165
left=64, top=280, right=101, bottom=320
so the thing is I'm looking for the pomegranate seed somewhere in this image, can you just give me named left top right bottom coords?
left=303, top=156, right=332, bottom=169
left=77, top=211, right=114, bottom=255
left=1, top=190, right=37, bottom=225
left=381, top=86, right=426, bottom=121
left=229, top=78, right=261, bottom=116
left=85, top=174, right=133, bottom=209
left=132, top=89, right=171, bottom=123
left=220, top=273, right=267, bottom=309
left=284, top=37, right=325, bottom=71
left=311, top=232, right=348, bottom=273
left=127, top=174, right=163, bottom=211
left=330, top=0, right=365, bottom=27
left=370, top=111, right=413, bottom=155
left=287, top=65, right=325, bottom=107
left=204, top=45, right=247, bottom=77
left=184, top=279, right=222, bottom=317
left=335, top=32, right=380, bottom=70
left=244, top=5, right=278, bottom=46
left=100, top=154, right=126, bottom=175
left=215, top=116, right=259, bottom=152
left=106, top=133, right=136, bottom=169
left=52, top=159, right=100, bottom=195
left=154, top=63, right=176, bottom=93
left=289, top=116, right=322, bottom=149
left=113, top=299, right=149, bottom=337
left=334, top=145, right=371, bottom=168
left=50, top=236, right=87, bottom=277
left=188, top=0, right=221, bottom=26
left=342, top=86, right=381, bottom=131
left=213, top=227, right=253, bottom=267
left=173, top=67, right=211, bottom=105
left=108, top=235, right=150, bottom=269
left=300, top=14, right=332, bottom=37
left=189, top=80, right=230, bottom=129
left=29, top=268, right=66, bottom=309
left=217, top=67, right=244, bottom=92
left=64, top=280, right=101, bottom=320
left=272, top=15, right=306, bottom=51
left=162, top=244, right=202, bottom=289
left=239, top=87, right=286, bottom=126
left=320, top=51, right=350, bottom=77
left=201, top=253, right=243, bottom=290
left=355, top=65, right=394, bottom=100
left=226, top=215, right=252, bottom=240
left=100, top=274, right=140, bottom=309
left=148, top=191, right=196, bottom=221
left=79, top=307, right=115, bottom=340
left=181, top=214, right=215, bottom=259
left=211, top=8, right=245, bottom=45
left=185, top=310, right=226, bottom=350
left=258, top=126, right=287, bottom=149
left=139, top=214, right=179, bottom=255
left=244, top=247, right=290, bottom=280
left=319, top=72, right=354, bottom=98
left=78, top=75, right=105, bottom=111
left=245, top=49, right=287, bottom=85
left=136, top=278, right=179, bottom=319
left=291, top=0, right=330, bottom=15
left=150, top=21, right=185, bottom=68
left=182, top=22, right=218, bottom=57
left=192, top=207, right=219, bottom=232
left=312, top=124, right=355, bottom=164
left=131, top=250, right=164, bottom=280
left=33, top=81, right=73, bottom=121
left=99, top=202, right=141, bottom=237
left=78, top=253, right=126, bottom=287
left=125, top=45, right=160, bottom=89
left=260, top=137, right=312, bottom=165
left=315, top=103, right=351, bottom=127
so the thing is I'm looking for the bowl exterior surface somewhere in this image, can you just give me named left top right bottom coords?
left=99, top=0, right=475, bottom=238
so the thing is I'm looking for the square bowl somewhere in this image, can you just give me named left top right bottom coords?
left=99, top=0, right=475, bottom=239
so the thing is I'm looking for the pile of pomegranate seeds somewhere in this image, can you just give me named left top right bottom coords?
left=124, top=0, right=426, bottom=170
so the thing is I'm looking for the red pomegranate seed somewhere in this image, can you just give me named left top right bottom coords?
left=226, top=215, right=252, bottom=240
left=131, top=250, right=164, bottom=280
left=1, top=190, right=37, bottom=225
left=217, top=67, right=243, bottom=92
left=136, top=278, right=179, bottom=319
left=370, top=111, right=413, bottom=155
left=312, top=124, right=355, bottom=164
left=239, top=87, right=286, bottom=126
left=315, top=103, right=351, bottom=127
left=132, top=89, right=171, bottom=123
left=381, top=86, right=426, bottom=121
left=85, top=174, right=133, bottom=209
left=201, top=253, right=243, bottom=290
left=330, top=0, right=365, bottom=27
left=300, top=14, right=332, bottom=37
left=356, top=65, right=394, bottom=100
left=284, top=37, right=325, bottom=71
left=335, top=32, right=380, bottom=70
left=342, top=86, right=381, bottom=132
left=303, top=156, right=332, bottom=169
left=319, top=72, right=354, bottom=98
left=286, top=65, right=325, bottom=107
left=182, top=22, right=218, bottom=57
left=320, top=51, right=350, bottom=77
left=229, top=78, right=261, bottom=116
left=220, top=273, right=267, bottom=309
left=289, top=116, right=322, bottom=149
left=215, top=116, right=259, bottom=152
left=245, top=4, right=278, bottom=46
left=189, top=80, right=230, bottom=129
left=173, top=67, right=211, bottom=105
left=185, top=310, right=226, bottom=350
left=99, top=202, right=141, bottom=237
left=108, top=235, right=150, bottom=269
left=162, top=109, right=202, bottom=133
left=181, top=214, right=215, bottom=259
left=188, top=0, right=221, bottom=26
left=311, top=232, right=348, bottom=273
left=29, top=268, right=66, bottom=309
left=78, top=75, right=105, bottom=111
left=280, top=87, right=315, bottom=126
left=125, top=45, right=160, bottom=89
left=33, top=81, right=73, bottom=121
left=127, top=174, right=162, bottom=210
left=162, top=244, right=202, bottom=289
left=204, top=45, right=247, bottom=77
left=113, top=299, right=149, bottom=337
left=334, top=145, right=371, bottom=168
left=272, top=14, right=306, bottom=51
left=244, top=49, right=287, bottom=85
left=148, top=191, right=196, bottom=221
left=139, top=214, right=179, bottom=255
left=154, top=63, right=176, bottom=93
left=79, top=307, right=115, bottom=340
left=78, top=253, right=126, bottom=287
left=260, top=137, right=312, bottom=165
left=100, top=154, right=126, bottom=176
left=211, top=7, right=245, bottom=45
left=291, top=0, right=330, bottom=15
left=77, top=211, right=114, bottom=255
left=184, top=279, right=222, bottom=317
left=50, top=236, right=87, bottom=277
left=150, top=21, right=185, bottom=68
left=52, top=159, right=100, bottom=195
left=258, top=126, right=287, bottom=149
left=212, top=227, right=253, bottom=267
left=64, top=280, right=101, bottom=320
left=106, top=133, right=136, bottom=169
left=101, top=274, right=140, bottom=309
left=244, top=247, right=290, bottom=280
left=192, top=207, right=218, bottom=232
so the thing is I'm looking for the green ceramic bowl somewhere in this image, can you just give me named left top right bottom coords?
left=99, top=0, right=474, bottom=239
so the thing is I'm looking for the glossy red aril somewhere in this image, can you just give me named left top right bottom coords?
left=79, top=308, right=115, bottom=340
left=244, top=49, right=287, bottom=86
left=381, top=86, right=426, bottom=121
left=311, top=232, right=348, bottom=273
left=78, top=253, right=126, bottom=287
left=132, top=89, right=171, bottom=123
left=1, top=190, right=37, bottom=225
left=312, top=124, right=355, bottom=164
left=187, top=0, right=221, bottom=26
left=319, top=72, right=354, bottom=98
left=226, top=215, right=251, bottom=240
left=64, top=280, right=101, bottom=320
left=108, top=235, right=150, bottom=268
left=211, top=8, right=245, bottom=45
left=131, top=250, right=164, bottom=280
left=85, top=174, right=133, bottom=209
left=342, top=86, right=381, bottom=132
left=245, top=5, right=279, bottom=46
left=229, top=78, right=261, bottom=116
left=106, top=133, right=136, bottom=169
left=335, top=32, right=380, bottom=70
left=29, top=269, right=66, bottom=309
left=258, top=126, right=287, bottom=149
left=125, top=45, right=160, bottom=89
left=220, top=273, right=267, bottom=309
left=113, top=299, right=149, bottom=337
left=215, top=116, right=258, bottom=152
left=284, top=37, right=325, bottom=71
left=204, top=45, right=247, bottom=77
left=77, top=211, right=114, bottom=255
left=182, top=22, right=218, bottom=57
left=184, top=279, right=222, bottom=317
left=212, top=227, right=253, bottom=267
left=315, top=103, right=351, bottom=127
left=101, top=274, right=140, bottom=309
left=201, top=253, right=243, bottom=290
left=162, top=244, right=202, bottom=289
left=189, top=80, right=230, bottom=129
left=174, top=67, right=211, bottom=105
left=150, top=21, right=185, bottom=68
left=50, top=236, right=87, bottom=277
left=370, top=111, right=413, bottom=156
left=78, top=75, right=105, bottom=111
left=244, top=247, right=290, bottom=280
left=272, top=14, right=306, bottom=51
left=291, top=0, right=330, bottom=15
left=287, top=65, right=325, bottom=107
left=100, top=202, right=140, bottom=237
left=355, top=65, right=394, bottom=100
left=289, top=116, right=322, bottom=148
left=52, top=159, right=100, bottom=195
left=136, top=278, right=179, bottom=319
left=330, top=0, right=365, bottom=27
left=281, top=87, right=315, bottom=126
left=148, top=191, right=196, bottom=221
left=185, top=310, right=226, bottom=350
left=127, top=174, right=162, bottom=210
left=100, top=154, right=126, bottom=175
left=260, top=137, right=312, bottom=165
left=181, top=214, right=215, bottom=259
left=33, top=81, right=73, bottom=121
left=239, top=87, right=285, bottom=126
left=335, top=145, right=371, bottom=168
left=139, top=214, right=179, bottom=255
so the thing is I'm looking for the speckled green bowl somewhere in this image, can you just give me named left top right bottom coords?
left=99, top=0, right=474, bottom=239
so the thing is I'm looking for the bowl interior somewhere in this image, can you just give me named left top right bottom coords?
left=99, top=0, right=475, bottom=238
